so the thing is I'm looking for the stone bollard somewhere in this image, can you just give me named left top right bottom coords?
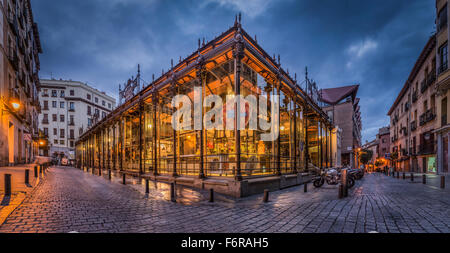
left=441, top=176, right=445, bottom=189
left=145, top=179, right=150, bottom=194
left=338, top=184, right=344, bottom=199
left=411, top=173, right=414, bottom=182
left=209, top=189, right=215, bottom=203
left=170, top=183, right=176, bottom=202
left=25, top=169, right=30, bottom=185
left=263, top=189, right=269, bottom=203
left=122, top=174, right=126, bottom=185
left=304, top=182, right=308, bottom=193
left=34, top=166, right=38, bottom=178
left=4, top=174, right=11, bottom=196
left=422, top=174, right=426, bottom=184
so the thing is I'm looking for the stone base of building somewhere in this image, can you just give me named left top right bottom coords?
left=83, top=166, right=314, bottom=198
left=139, top=172, right=312, bottom=198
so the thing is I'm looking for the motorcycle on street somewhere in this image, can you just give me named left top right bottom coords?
left=313, top=168, right=355, bottom=188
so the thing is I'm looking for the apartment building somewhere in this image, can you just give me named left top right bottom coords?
left=320, top=85, right=362, bottom=168
left=388, top=35, right=437, bottom=173
left=377, top=126, right=390, bottom=160
left=38, top=79, right=116, bottom=159
left=436, top=0, right=450, bottom=175
left=0, top=0, right=42, bottom=166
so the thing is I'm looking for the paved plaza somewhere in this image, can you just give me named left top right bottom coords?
left=1, top=166, right=450, bottom=233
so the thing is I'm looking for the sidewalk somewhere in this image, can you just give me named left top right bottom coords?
left=387, top=171, right=450, bottom=192
left=0, top=159, right=51, bottom=225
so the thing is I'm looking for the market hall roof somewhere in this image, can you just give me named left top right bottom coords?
left=319, top=85, right=360, bottom=105
left=78, top=16, right=333, bottom=141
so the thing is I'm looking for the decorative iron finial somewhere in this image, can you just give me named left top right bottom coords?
left=287, top=68, right=289, bottom=75
left=179, top=56, right=182, bottom=63
left=137, top=64, right=141, bottom=75
left=162, top=69, right=164, bottom=75
left=305, top=66, right=309, bottom=80
left=152, top=74, right=155, bottom=82
left=234, top=15, right=238, bottom=26
left=171, top=59, right=174, bottom=68
left=238, top=12, right=241, bottom=24
left=198, top=39, right=201, bottom=49
left=278, top=54, right=280, bottom=65
left=202, top=37, right=205, bottom=46
left=254, top=35, right=257, bottom=43
left=273, top=54, right=276, bottom=60
left=295, top=73, right=297, bottom=82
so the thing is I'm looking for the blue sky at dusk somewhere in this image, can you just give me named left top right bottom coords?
left=31, top=0, right=436, bottom=142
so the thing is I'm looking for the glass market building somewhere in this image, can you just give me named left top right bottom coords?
left=76, top=19, right=334, bottom=197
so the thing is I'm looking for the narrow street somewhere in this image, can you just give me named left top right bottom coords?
left=1, top=166, right=450, bottom=233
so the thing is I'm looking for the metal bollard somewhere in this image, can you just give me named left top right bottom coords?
left=422, top=174, right=426, bottom=184
left=4, top=174, right=11, bottom=196
left=342, top=169, right=348, bottom=197
left=145, top=179, right=150, bottom=194
left=411, top=173, right=414, bottom=182
left=403, top=172, right=406, bottom=180
left=441, top=176, right=446, bottom=189
left=39, top=165, right=43, bottom=174
left=263, top=189, right=269, bottom=203
left=209, top=189, right=214, bottom=203
left=304, top=182, right=308, bottom=193
left=397, top=171, right=399, bottom=179
left=338, top=184, right=344, bottom=199
left=34, top=166, right=38, bottom=178
left=25, top=169, right=30, bottom=185
left=99, top=168, right=102, bottom=176
left=170, top=183, right=176, bottom=202
left=108, top=170, right=112, bottom=180
left=122, top=174, right=126, bottom=185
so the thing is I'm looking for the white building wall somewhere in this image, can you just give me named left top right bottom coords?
left=38, top=79, right=116, bottom=159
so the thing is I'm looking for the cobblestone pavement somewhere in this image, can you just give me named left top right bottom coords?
left=1, top=166, right=450, bottom=233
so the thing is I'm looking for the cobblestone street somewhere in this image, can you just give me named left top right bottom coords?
left=1, top=166, right=450, bottom=233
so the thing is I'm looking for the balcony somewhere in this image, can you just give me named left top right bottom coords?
left=68, top=135, right=75, bottom=140
left=68, top=121, right=75, bottom=126
left=7, top=47, right=19, bottom=71
left=69, top=108, right=75, bottom=112
left=404, top=102, right=410, bottom=112
left=7, top=13, right=18, bottom=36
left=442, top=114, right=448, bottom=127
left=439, top=62, right=448, bottom=75
left=420, top=79, right=427, bottom=93
left=412, top=91, right=418, bottom=103
left=42, top=119, right=49, bottom=125
left=42, top=106, right=49, bottom=111
left=402, top=127, right=408, bottom=136
left=419, top=107, right=436, bottom=126
left=411, top=121, right=417, bottom=132
left=427, top=69, right=436, bottom=86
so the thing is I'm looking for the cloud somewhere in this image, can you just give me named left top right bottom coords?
left=208, top=0, right=274, bottom=18
left=346, top=38, right=378, bottom=69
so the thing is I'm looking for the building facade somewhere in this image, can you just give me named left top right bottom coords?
left=38, top=79, right=116, bottom=159
left=377, top=126, right=390, bottom=161
left=75, top=19, right=334, bottom=197
left=388, top=35, right=437, bottom=173
left=362, top=139, right=378, bottom=166
left=320, top=85, right=362, bottom=168
left=0, top=0, right=42, bottom=166
left=436, top=0, right=450, bottom=175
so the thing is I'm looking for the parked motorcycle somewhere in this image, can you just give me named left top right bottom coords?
left=348, top=168, right=364, bottom=180
left=313, top=168, right=355, bottom=188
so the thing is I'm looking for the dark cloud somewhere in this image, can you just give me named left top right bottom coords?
left=31, top=0, right=435, bottom=142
